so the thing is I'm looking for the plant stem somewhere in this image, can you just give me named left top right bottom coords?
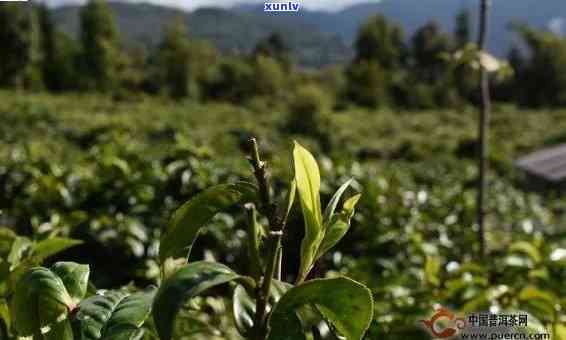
left=476, top=0, right=491, bottom=260
left=245, top=203, right=263, bottom=283
left=248, top=138, right=276, bottom=221
left=247, top=138, right=285, bottom=340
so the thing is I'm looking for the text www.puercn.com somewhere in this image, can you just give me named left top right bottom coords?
left=460, top=332, right=550, bottom=339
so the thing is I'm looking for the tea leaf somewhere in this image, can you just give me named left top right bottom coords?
left=51, top=262, right=90, bottom=305
left=159, top=182, right=256, bottom=263
left=11, top=267, right=73, bottom=337
left=267, top=277, right=373, bottom=340
left=293, top=142, right=323, bottom=282
left=316, top=194, right=361, bottom=260
left=33, top=238, right=83, bottom=263
left=152, top=261, right=247, bottom=340
left=72, top=287, right=156, bottom=340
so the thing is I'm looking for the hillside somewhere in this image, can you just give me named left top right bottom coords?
left=237, top=0, right=566, bottom=57
left=50, top=0, right=566, bottom=66
left=51, top=2, right=352, bottom=67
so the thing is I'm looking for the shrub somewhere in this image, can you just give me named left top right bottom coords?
left=202, top=57, right=255, bottom=103
left=2, top=140, right=374, bottom=340
left=345, top=61, right=390, bottom=108
left=286, top=84, right=330, bottom=136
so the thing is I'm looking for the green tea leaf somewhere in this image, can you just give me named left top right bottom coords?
left=103, top=288, right=157, bottom=339
left=322, top=179, right=353, bottom=225
left=8, top=236, right=32, bottom=268
left=11, top=267, right=74, bottom=337
left=72, top=290, right=127, bottom=340
left=294, top=142, right=323, bottom=283
left=51, top=262, right=90, bottom=305
left=424, top=256, right=441, bottom=287
left=233, top=280, right=292, bottom=337
left=509, top=241, right=542, bottom=264
left=245, top=203, right=263, bottom=281
left=316, top=194, right=361, bottom=260
left=268, top=312, right=307, bottom=340
left=232, top=285, right=255, bottom=336
left=518, top=286, right=557, bottom=318
left=0, top=298, right=11, bottom=335
left=285, top=178, right=297, bottom=221
left=267, top=277, right=373, bottom=340
left=152, top=261, right=245, bottom=340
left=33, top=238, right=83, bottom=263
left=72, top=287, right=156, bottom=340
left=159, top=182, right=256, bottom=263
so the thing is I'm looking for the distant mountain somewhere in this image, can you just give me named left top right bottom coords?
left=51, top=2, right=352, bottom=67
left=51, top=0, right=566, bottom=67
left=236, top=0, right=566, bottom=57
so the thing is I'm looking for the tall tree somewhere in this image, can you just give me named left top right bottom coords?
left=455, top=9, right=472, bottom=49
left=0, top=3, right=42, bottom=89
left=79, top=0, right=120, bottom=92
left=157, top=17, right=192, bottom=99
left=37, top=4, right=78, bottom=92
left=511, top=26, right=566, bottom=107
left=412, top=21, right=451, bottom=83
left=476, top=0, right=492, bottom=259
left=37, top=4, right=56, bottom=88
left=253, top=32, right=292, bottom=69
left=354, top=14, right=406, bottom=68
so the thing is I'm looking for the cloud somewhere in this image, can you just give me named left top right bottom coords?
left=42, top=0, right=380, bottom=12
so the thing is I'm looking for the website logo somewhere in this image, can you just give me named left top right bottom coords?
left=421, top=307, right=467, bottom=338
left=264, top=1, right=300, bottom=12
left=420, top=307, right=550, bottom=339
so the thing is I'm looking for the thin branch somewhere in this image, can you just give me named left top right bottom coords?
left=246, top=138, right=285, bottom=340
left=476, top=0, right=492, bottom=259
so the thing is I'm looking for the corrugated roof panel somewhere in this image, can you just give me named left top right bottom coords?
left=516, top=143, right=566, bottom=182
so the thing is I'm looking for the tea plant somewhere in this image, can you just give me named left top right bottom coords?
left=3, top=139, right=373, bottom=340
left=0, top=226, right=84, bottom=339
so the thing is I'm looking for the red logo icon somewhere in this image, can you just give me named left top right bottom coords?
left=420, top=307, right=467, bottom=339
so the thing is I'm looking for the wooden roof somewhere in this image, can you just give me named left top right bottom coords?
left=516, top=143, right=566, bottom=182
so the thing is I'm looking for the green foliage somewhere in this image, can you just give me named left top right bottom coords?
left=286, top=84, right=330, bottom=136
left=3, top=141, right=372, bottom=340
left=253, top=33, right=292, bottom=69
left=454, top=9, right=471, bottom=49
left=267, top=278, right=373, bottom=340
left=252, top=55, right=287, bottom=98
left=354, top=14, right=405, bottom=68
left=293, top=142, right=324, bottom=283
left=411, top=21, right=452, bottom=83
left=0, top=4, right=43, bottom=89
left=153, top=262, right=243, bottom=340
left=202, top=57, right=255, bottom=103
left=50, top=262, right=89, bottom=305
left=79, top=0, right=120, bottom=92
left=155, top=17, right=194, bottom=99
left=512, top=25, right=566, bottom=107
left=345, top=60, right=389, bottom=108
left=73, top=287, right=155, bottom=339
left=11, top=265, right=80, bottom=337
left=3, top=2, right=566, bottom=109
left=293, top=143, right=361, bottom=284
left=4, top=94, right=566, bottom=339
left=159, top=182, right=256, bottom=264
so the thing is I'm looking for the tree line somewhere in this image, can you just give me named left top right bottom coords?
left=0, top=0, right=564, bottom=109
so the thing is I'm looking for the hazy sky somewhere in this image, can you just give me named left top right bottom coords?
left=42, top=0, right=381, bottom=11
